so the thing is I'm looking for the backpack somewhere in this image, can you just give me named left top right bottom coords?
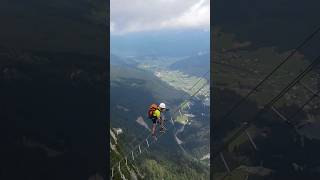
left=148, top=104, right=158, bottom=118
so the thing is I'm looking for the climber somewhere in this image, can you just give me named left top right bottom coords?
left=148, top=102, right=168, bottom=138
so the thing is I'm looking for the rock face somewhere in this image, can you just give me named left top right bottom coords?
left=113, top=128, right=124, bottom=136
left=136, top=116, right=150, bottom=131
left=110, top=128, right=143, bottom=180
left=130, top=171, right=138, bottom=180
left=110, top=129, right=118, bottom=144
left=200, top=153, right=210, bottom=160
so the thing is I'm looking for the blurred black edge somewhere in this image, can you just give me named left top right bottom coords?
left=0, top=0, right=109, bottom=179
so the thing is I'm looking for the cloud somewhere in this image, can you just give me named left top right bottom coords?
left=110, top=0, right=210, bottom=35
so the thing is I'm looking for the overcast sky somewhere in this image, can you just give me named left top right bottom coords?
left=110, top=0, right=210, bottom=35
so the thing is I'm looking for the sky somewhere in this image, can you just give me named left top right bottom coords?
left=110, top=0, right=210, bottom=35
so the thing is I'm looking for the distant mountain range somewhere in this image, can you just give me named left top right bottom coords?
left=169, top=53, right=210, bottom=77
left=110, top=54, right=138, bottom=67
left=111, top=30, right=210, bottom=57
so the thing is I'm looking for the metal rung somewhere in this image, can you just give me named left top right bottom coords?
left=146, top=139, right=149, bottom=147
left=220, top=152, right=231, bottom=174
left=245, top=130, right=258, bottom=151
left=299, top=82, right=319, bottom=97
left=138, top=145, right=142, bottom=154
left=131, top=151, right=134, bottom=161
left=271, top=106, right=289, bottom=122
left=111, top=167, right=114, bottom=177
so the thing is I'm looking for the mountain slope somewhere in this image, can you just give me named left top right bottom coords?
left=110, top=61, right=210, bottom=179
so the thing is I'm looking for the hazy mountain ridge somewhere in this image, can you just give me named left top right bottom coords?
left=169, top=53, right=210, bottom=76
left=111, top=54, right=138, bottom=67
left=111, top=30, right=210, bottom=57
